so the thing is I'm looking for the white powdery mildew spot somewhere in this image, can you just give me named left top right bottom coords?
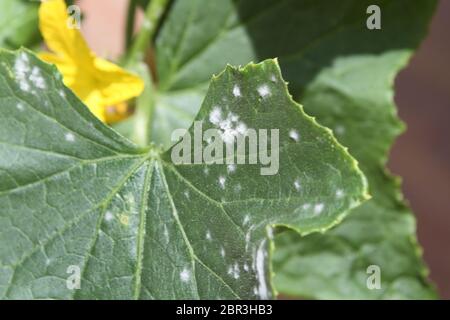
left=336, top=189, right=344, bottom=199
left=105, top=211, right=114, bottom=222
left=209, top=107, right=222, bottom=125
left=220, top=247, right=226, bottom=258
left=243, top=264, right=249, bottom=272
left=257, top=84, right=271, bottom=98
left=293, top=178, right=301, bottom=192
left=227, top=164, right=236, bottom=174
left=16, top=103, right=24, bottom=111
left=218, top=176, right=226, bottom=189
left=245, top=231, right=252, bottom=251
left=230, top=113, right=239, bottom=122
left=267, top=227, right=274, bottom=240
left=210, top=107, right=248, bottom=144
left=232, top=84, right=241, bottom=97
left=180, top=268, right=191, bottom=282
left=206, top=230, right=212, bottom=241
left=30, top=66, right=46, bottom=89
left=228, top=263, right=240, bottom=279
left=65, top=132, right=75, bottom=142
left=270, top=74, right=277, bottom=82
left=314, top=203, right=324, bottom=215
left=59, top=90, right=66, bottom=98
left=163, top=225, right=169, bottom=243
left=14, top=52, right=31, bottom=92
left=236, top=122, right=248, bottom=135
left=255, top=240, right=269, bottom=299
left=302, top=203, right=311, bottom=210
left=243, top=215, right=250, bottom=226
left=289, top=129, right=300, bottom=142
left=183, top=190, right=190, bottom=199
left=203, top=167, right=209, bottom=175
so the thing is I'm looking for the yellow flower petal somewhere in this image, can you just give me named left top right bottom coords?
left=39, top=0, right=93, bottom=63
left=105, top=102, right=131, bottom=124
left=38, top=0, right=144, bottom=123
left=94, top=57, right=145, bottom=108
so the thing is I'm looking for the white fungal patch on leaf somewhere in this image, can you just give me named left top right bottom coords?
left=294, top=178, right=301, bottom=191
left=14, top=52, right=31, bottom=92
left=302, top=203, right=311, bottom=210
left=105, top=211, right=114, bottom=221
left=180, top=268, right=191, bottom=282
left=289, top=129, right=300, bottom=142
left=163, top=225, right=169, bottom=243
left=183, top=190, right=190, bottom=199
left=255, top=240, right=269, bottom=299
left=243, top=215, right=250, bottom=226
left=227, top=164, right=236, bottom=174
left=245, top=231, right=252, bottom=251
left=228, top=263, right=240, bottom=279
left=336, top=189, right=344, bottom=198
left=220, top=247, right=226, bottom=258
left=232, top=84, right=241, bottom=97
left=230, top=113, right=239, bottom=122
left=218, top=176, right=226, bottom=189
left=267, top=227, right=274, bottom=240
left=270, top=74, right=277, bottom=82
left=206, top=230, right=212, bottom=241
left=65, top=133, right=75, bottom=142
left=13, top=54, right=46, bottom=91
left=209, top=107, right=222, bottom=125
left=236, top=122, right=248, bottom=135
left=30, top=66, right=46, bottom=89
left=16, top=103, right=24, bottom=111
left=314, top=203, right=324, bottom=215
left=210, top=108, right=248, bottom=144
left=257, top=84, right=271, bottom=98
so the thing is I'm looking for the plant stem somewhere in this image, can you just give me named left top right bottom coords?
left=125, top=0, right=170, bottom=66
left=125, top=0, right=138, bottom=49
left=133, top=64, right=157, bottom=146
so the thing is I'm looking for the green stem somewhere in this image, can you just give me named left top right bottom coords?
left=125, top=0, right=138, bottom=49
left=125, top=0, right=170, bottom=66
left=133, top=65, right=157, bottom=146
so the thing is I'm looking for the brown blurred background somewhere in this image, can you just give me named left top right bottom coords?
left=78, top=0, right=450, bottom=298
left=390, top=0, right=450, bottom=299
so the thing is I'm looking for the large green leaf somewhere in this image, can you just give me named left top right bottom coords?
left=273, top=54, right=437, bottom=299
left=121, top=0, right=435, bottom=298
left=0, top=0, right=41, bottom=50
left=0, top=50, right=366, bottom=299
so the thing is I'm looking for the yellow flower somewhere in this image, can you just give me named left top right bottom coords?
left=38, top=0, right=144, bottom=123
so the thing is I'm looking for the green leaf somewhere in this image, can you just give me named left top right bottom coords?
left=0, top=0, right=41, bottom=50
left=0, top=50, right=366, bottom=299
left=135, top=0, right=436, bottom=298
left=273, top=54, right=438, bottom=299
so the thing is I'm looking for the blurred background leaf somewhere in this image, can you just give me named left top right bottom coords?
left=0, top=0, right=41, bottom=49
